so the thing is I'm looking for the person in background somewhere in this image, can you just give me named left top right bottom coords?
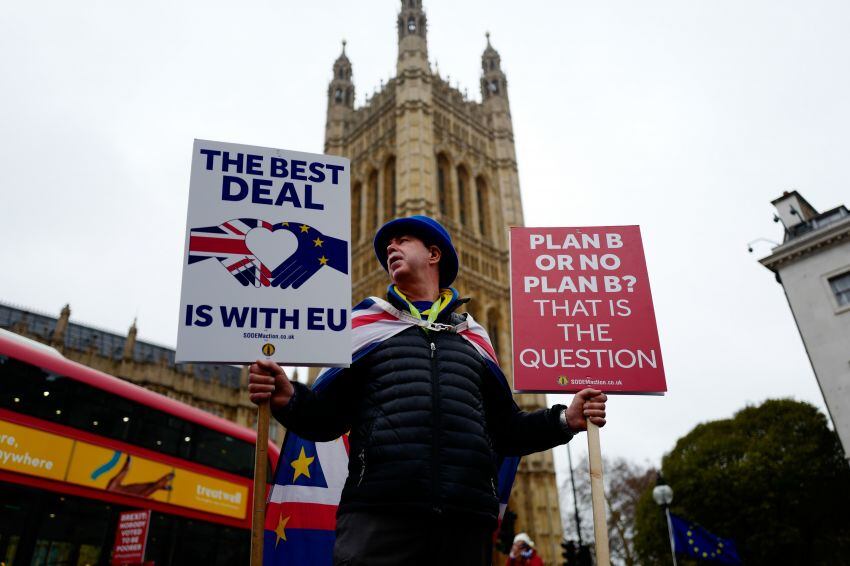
left=507, top=532, right=544, bottom=566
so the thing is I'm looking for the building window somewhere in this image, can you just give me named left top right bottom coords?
left=438, top=167, right=446, bottom=211
left=457, top=165, right=469, bottom=225
left=476, top=176, right=489, bottom=237
left=351, top=182, right=362, bottom=241
left=829, top=272, right=850, bottom=306
left=368, top=170, right=379, bottom=235
left=383, top=157, right=396, bottom=222
left=436, top=154, right=453, bottom=219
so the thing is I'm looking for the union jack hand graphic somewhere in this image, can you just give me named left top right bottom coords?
left=270, top=222, right=349, bottom=289
left=187, top=218, right=274, bottom=287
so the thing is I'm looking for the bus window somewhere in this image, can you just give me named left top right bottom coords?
left=0, top=483, right=251, bottom=566
left=1, top=356, right=260, bottom=479
left=0, top=483, right=115, bottom=566
left=192, top=426, right=254, bottom=479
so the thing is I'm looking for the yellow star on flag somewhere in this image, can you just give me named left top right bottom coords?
left=318, top=255, right=329, bottom=266
left=281, top=222, right=289, bottom=226
left=274, top=514, right=290, bottom=548
left=291, top=446, right=314, bottom=482
left=313, top=237, right=324, bottom=247
left=300, top=224, right=310, bottom=233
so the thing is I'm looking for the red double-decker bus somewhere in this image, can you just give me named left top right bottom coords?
left=0, top=331, right=279, bottom=565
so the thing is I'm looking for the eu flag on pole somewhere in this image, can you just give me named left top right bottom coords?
left=670, top=513, right=742, bottom=565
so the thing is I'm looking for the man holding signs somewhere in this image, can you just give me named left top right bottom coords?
left=249, top=216, right=607, bottom=565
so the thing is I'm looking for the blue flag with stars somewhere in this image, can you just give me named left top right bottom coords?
left=670, top=513, right=742, bottom=564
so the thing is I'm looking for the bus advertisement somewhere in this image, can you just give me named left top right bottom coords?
left=0, top=332, right=279, bottom=565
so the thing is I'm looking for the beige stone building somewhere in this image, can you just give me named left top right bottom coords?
left=322, top=1, right=563, bottom=562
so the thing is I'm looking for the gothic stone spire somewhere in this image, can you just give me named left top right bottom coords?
left=481, top=32, right=507, bottom=101
left=397, top=0, right=429, bottom=72
left=328, top=39, right=354, bottom=109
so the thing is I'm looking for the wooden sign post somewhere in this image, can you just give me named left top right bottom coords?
left=250, top=402, right=270, bottom=566
left=587, top=422, right=610, bottom=566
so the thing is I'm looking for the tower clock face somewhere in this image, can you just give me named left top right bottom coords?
left=488, top=80, right=499, bottom=93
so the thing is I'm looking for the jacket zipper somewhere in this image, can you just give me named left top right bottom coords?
left=357, top=448, right=367, bottom=486
left=429, top=337, right=442, bottom=513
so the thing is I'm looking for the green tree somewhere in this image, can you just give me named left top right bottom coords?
left=634, top=399, right=850, bottom=565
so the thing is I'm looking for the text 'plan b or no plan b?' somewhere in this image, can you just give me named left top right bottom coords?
left=510, top=227, right=666, bottom=394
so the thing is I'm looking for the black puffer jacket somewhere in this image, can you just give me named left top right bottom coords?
left=274, top=295, right=573, bottom=526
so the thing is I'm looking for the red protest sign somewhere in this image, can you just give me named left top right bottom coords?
left=509, top=226, right=666, bottom=393
left=110, top=509, right=151, bottom=565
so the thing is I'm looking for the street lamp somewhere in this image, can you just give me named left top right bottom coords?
left=652, top=476, right=677, bottom=566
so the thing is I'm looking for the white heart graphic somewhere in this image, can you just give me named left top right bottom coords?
left=245, top=226, right=299, bottom=272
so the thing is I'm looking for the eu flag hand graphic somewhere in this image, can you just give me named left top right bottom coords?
left=270, top=222, right=349, bottom=289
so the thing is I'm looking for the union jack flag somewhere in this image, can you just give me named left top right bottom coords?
left=263, top=296, right=519, bottom=565
left=188, top=218, right=274, bottom=287
left=188, top=219, right=348, bottom=289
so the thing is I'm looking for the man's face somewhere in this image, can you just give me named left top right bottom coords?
left=385, top=234, right=440, bottom=285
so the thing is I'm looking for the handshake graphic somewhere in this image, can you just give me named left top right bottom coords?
left=187, top=218, right=348, bottom=289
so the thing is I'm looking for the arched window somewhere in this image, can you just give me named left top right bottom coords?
left=457, top=165, right=470, bottom=225
left=334, top=88, right=343, bottom=103
left=476, top=176, right=490, bottom=237
left=351, top=181, right=362, bottom=241
left=436, top=153, right=453, bottom=219
left=383, top=156, right=396, bottom=222
left=407, top=17, right=416, bottom=33
left=367, top=170, right=379, bottom=235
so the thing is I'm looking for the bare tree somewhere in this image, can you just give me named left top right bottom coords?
left=561, top=455, right=657, bottom=566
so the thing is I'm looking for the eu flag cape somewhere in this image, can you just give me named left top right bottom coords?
left=262, top=296, right=520, bottom=565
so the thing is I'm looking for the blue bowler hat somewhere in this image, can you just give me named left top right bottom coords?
left=373, top=215, right=459, bottom=288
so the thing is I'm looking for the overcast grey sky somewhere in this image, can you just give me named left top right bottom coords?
left=2, top=0, right=848, bottom=501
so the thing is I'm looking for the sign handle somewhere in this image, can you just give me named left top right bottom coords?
left=587, top=421, right=611, bottom=566
left=251, top=401, right=270, bottom=566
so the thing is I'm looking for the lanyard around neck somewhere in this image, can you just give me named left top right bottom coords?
left=393, top=286, right=449, bottom=326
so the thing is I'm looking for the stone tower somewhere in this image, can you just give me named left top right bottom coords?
left=322, top=1, right=564, bottom=562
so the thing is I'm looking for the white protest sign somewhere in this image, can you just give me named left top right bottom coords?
left=176, top=139, right=351, bottom=366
